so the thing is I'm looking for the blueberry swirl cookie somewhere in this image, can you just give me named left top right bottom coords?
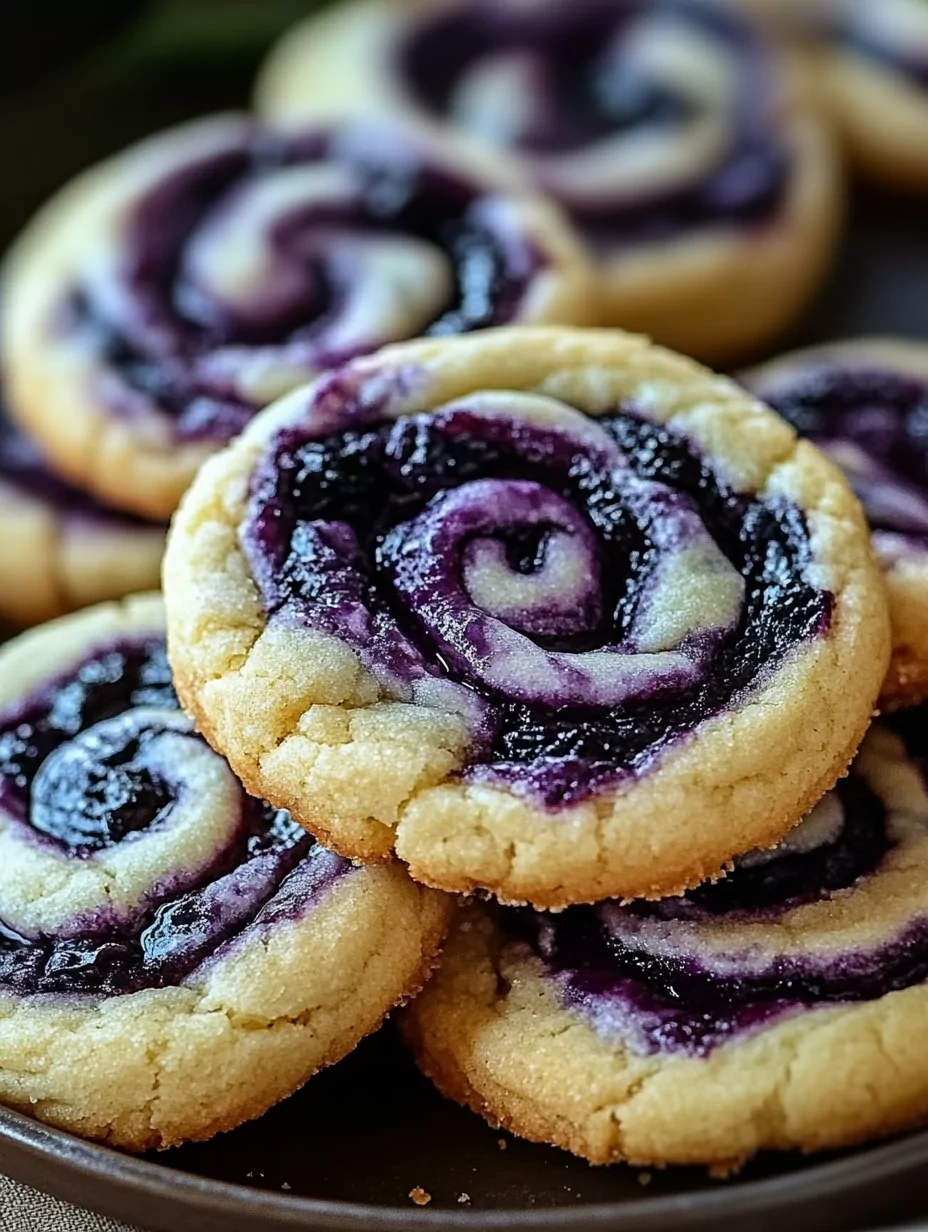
left=822, top=0, right=928, bottom=191
left=257, top=0, right=842, bottom=363
left=402, top=710, right=928, bottom=1169
left=0, top=594, right=450, bottom=1150
left=1, top=114, right=590, bottom=520
left=0, top=410, right=164, bottom=627
left=745, top=339, right=928, bottom=709
left=163, top=327, right=888, bottom=907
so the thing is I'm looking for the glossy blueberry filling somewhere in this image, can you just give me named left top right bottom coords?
left=242, top=394, right=829, bottom=807
left=0, top=638, right=175, bottom=830
left=557, top=918, right=928, bottom=1056
left=62, top=129, right=544, bottom=442
left=399, top=0, right=789, bottom=242
left=505, top=767, right=928, bottom=1055
left=755, top=366, right=928, bottom=546
left=0, top=638, right=350, bottom=997
left=0, top=414, right=157, bottom=528
left=636, top=774, right=888, bottom=919
left=29, top=718, right=178, bottom=851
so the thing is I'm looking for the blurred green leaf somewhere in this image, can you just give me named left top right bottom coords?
left=101, top=0, right=328, bottom=70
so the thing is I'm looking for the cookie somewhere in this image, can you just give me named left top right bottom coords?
left=1, top=114, right=591, bottom=520
left=402, top=709, right=928, bottom=1169
left=720, top=0, right=826, bottom=36
left=256, top=0, right=842, bottom=363
left=743, top=338, right=928, bottom=709
left=163, top=326, right=889, bottom=907
left=822, top=0, right=928, bottom=191
left=0, top=594, right=450, bottom=1150
left=0, top=411, right=164, bottom=627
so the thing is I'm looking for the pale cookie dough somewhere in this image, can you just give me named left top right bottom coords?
left=163, top=326, right=889, bottom=907
left=0, top=595, right=450, bottom=1150
left=256, top=0, right=843, bottom=363
left=1, top=113, right=591, bottom=519
left=0, top=413, right=164, bottom=627
left=402, top=711, right=928, bottom=1169
left=744, top=338, right=928, bottom=709
left=823, top=0, right=928, bottom=191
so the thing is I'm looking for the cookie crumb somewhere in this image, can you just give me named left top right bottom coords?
left=638, top=1172, right=652, bottom=1187
left=457, top=1192, right=471, bottom=1204
left=409, top=1187, right=431, bottom=1206
left=497, top=1137, right=507, bottom=1150
left=709, top=1159, right=742, bottom=1180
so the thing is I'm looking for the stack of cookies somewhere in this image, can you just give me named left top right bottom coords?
left=0, top=0, right=927, bottom=1180
left=163, top=322, right=928, bottom=1173
left=0, top=594, right=451, bottom=1150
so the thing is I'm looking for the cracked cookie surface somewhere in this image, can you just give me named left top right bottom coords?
left=744, top=338, right=928, bottom=709
left=0, top=594, right=450, bottom=1150
left=164, top=327, right=889, bottom=907
left=401, top=710, right=928, bottom=1168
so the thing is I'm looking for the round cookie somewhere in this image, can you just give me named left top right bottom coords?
left=0, top=411, right=164, bottom=627
left=823, top=0, right=928, bottom=191
left=0, top=594, right=450, bottom=1151
left=743, top=338, right=928, bottom=709
left=256, top=0, right=843, bottom=363
left=402, top=709, right=928, bottom=1169
left=163, top=326, right=889, bottom=907
left=1, top=113, right=591, bottom=520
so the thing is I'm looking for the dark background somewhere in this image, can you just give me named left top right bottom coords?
left=0, top=2, right=926, bottom=1224
left=0, top=0, right=925, bottom=354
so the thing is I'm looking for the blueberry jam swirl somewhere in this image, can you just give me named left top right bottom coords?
left=840, top=0, right=928, bottom=91
left=397, top=0, right=789, bottom=244
left=59, top=120, right=546, bottom=443
left=749, top=363, right=928, bottom=555
left=502, top=718, right=928, bottom=1056
left=242, top=384, right=830, bottom=807
left=0, top=637, right=350, bottom=997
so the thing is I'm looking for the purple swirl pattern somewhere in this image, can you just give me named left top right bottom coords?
left=0, top=635, right=350, bottom=996
left=744, top=359, right=928, bottom=564
left=243, top=382, right=829, bottom=805
left=507, top=710, right=928, bottom=1055
left=58, top=119, right=551, bottom=443
left=397, top=0, right=789, bottom=244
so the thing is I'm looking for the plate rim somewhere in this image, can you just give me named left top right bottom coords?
left=2, top=1104, right=928, bottom=1231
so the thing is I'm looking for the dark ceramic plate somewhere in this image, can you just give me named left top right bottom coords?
left=2, top=1024, right=928, bottom=1232
left=0, top=5, right=927, bottom=1231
